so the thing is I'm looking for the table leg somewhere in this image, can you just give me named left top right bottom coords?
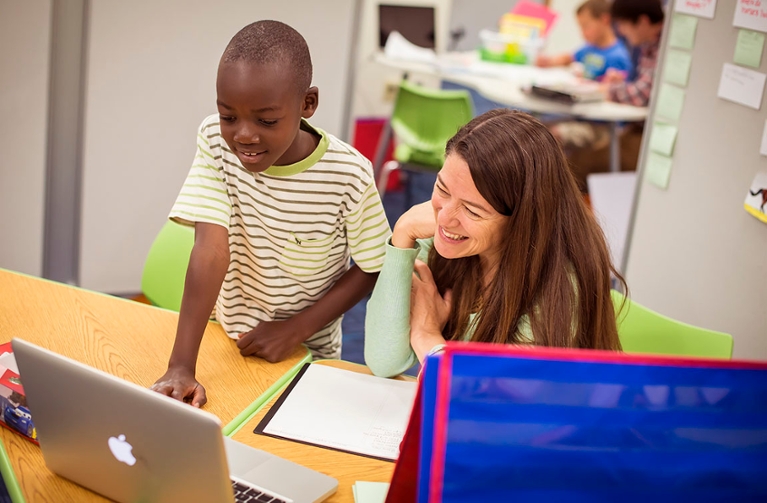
left=609, top=122, right=621, bottom=173
left=372, top=119, right=393, bottom=183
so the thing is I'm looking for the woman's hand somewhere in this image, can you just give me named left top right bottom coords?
left=409, top=260, right=452, bottom=362
left=391, top=201, right=435, bottom=249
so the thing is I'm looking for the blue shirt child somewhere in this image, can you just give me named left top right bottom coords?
left=574, top=41, right=632, bottom=81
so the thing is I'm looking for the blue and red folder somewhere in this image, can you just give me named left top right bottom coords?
left=386, top=343, right=767, bottom=502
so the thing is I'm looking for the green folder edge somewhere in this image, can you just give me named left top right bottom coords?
left=223, top=350, right=313, bottom=437
left=0, top=437, right=24, bottom=503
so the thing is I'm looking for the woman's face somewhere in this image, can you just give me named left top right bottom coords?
left=431, top=154, right=509, bottom=269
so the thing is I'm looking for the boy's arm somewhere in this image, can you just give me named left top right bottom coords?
left=151, top=222, right=229, bottom=406
left=536, top=53, right=574, bottom=67
left=235, top=266, right=378, bottom=362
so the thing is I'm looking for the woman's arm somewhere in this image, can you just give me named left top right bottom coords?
left=364, top=241, right=421, bottom=377
left=365, top=202, right=436, bottom=377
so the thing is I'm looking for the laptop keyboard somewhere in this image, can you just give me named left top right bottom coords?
left=231, top=479, right=290, bottom=503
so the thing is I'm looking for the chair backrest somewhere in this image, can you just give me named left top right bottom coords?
left=612, top=290, right=733, bottom=359
left=390, top=80, right=473, bottom=163
left=141, top=220, right=194, bottom=311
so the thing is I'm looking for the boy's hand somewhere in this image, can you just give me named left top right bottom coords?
left=536, top=54, right=553, bottom=67
left=392, top=201, right=436, bottom=249
left=237, top=319, right=307, bottom=363
left=151, top=366, right=207, bottom=407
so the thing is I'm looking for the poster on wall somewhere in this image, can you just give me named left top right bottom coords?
left=734, top=0, right=767, bottom=33
left=675, top=0, right=717, bottom=19
left=744, top=170, right=767, bottom=224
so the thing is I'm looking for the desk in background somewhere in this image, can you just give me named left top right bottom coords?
left=374, top=52, right=648, bottom=175
left=230, top=360, right=415, bottom=503
left=0, top=269, right=310, bottom=502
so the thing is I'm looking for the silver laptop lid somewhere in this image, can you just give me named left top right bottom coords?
left=13, top=338, right=235, bottom=503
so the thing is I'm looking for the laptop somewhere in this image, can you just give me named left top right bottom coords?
left=12, top=338, right=338, bottom=503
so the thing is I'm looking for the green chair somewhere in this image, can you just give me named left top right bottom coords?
left=141, top=220, right=195, bottom=311
left=378, top=81, right=473, bottom=204
left=611, top=290, right=733, bottom=359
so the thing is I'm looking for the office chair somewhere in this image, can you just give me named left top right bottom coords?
left=378, top=81, right=473, bottom=207
left=612, top=290, right=733, bottom=359
left=141, top=220, right=194, bottom=311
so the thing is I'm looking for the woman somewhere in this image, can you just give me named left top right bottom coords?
left=365, top=109, right=624, bottom=378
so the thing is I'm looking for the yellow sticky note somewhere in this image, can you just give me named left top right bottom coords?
left=656, top=84, right=686, bottom=122
left=649, top=122, right=679, bottom=157
left=668, top=14, right=698, bottom=50
left=664, top=50, right=693, bottom=87
left=645, top=152, right=673, bottom=189
left=734, top=29, right=765, bottom=69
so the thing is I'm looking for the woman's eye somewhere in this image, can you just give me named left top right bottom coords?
left=465, top=206, right=480, bottom=218
left=436, top=185, right=448, bottom=195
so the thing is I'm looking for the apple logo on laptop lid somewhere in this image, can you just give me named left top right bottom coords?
left=108, top=434, right=137, bottom=466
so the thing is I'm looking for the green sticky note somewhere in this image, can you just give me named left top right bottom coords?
left=668, top=14, right=698, bottom=50
left=663, top=50, right=693, bottom=87
left=734, top=29, right=765, bottom=69
left=656, top=84, right=686, bottom=122
left=354, top=482, right=389, bottom=503
left=645, top=152, right=673, bottom=189
left=649, top=122, right=679, bottom=156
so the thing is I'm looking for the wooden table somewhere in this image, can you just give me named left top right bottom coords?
left=0, top=269, right=310, bottom=502
left=230, top=360, right=416, bottom=503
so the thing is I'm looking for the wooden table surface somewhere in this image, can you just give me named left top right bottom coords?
left=0, top=269, right=309, bottom=502
left=230, top=360, right=416, bottom=503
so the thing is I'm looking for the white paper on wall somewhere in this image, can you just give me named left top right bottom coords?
left=717, top=63, right=767, bottom=109
left=675, top=0, right=718, bottom=19
left=734, top=0, right=767, bottom=33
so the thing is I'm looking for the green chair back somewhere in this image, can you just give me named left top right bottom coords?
left=141, top=220, right=194, bottom=311
left=390, top=81, right=474, bottom=168
left=612, top=290, right=733, bottom=359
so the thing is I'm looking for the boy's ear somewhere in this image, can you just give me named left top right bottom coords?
left=301, top=86, right=319, bottom=119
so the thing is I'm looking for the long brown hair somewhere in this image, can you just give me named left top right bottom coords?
left=429, top=109, right=624, bottom=350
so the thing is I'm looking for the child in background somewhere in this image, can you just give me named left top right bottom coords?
left=536, top=0, right=631, bottom=81
left=151, top=20, right=391, bottom=407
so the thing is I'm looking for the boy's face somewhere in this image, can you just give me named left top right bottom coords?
left=577, top=11, right=611, bottom=46
left=216, top=61, right=318, bottom=172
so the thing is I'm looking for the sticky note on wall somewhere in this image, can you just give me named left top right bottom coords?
left=668, top=14, right=698, bottom=50
left=664, top=50, right=693, bottom=87
left=649, top=122, right=679, bottom=157
left=656, top=84, right=686, bottom=122
left=645, top=152, right=673, bottom=189
left=734, top=29, right=765, bottom=69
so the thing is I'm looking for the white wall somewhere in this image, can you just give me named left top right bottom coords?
left=0, top=0, right=51, bottom=277
left=544, top=0, right=584, bottom=56
left=79, top=0, right=357, bottom=293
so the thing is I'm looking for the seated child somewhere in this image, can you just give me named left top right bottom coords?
left=536, top=0, right=631, bottom=81
left=151, top=20, right=391, bottom=407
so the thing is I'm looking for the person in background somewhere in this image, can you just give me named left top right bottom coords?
left=536, top=0, right=631, bottom=81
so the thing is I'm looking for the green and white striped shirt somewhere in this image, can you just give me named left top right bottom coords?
left=170, top=115, right=391, bottom=358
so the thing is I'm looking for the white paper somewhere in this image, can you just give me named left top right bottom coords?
left=717, top=63, right=767, bottom=110
left=734, top=0, right=767, bottom=33
left=761, top=120, right=767, bottom=156
left=384, top=30, right=437, bottom=64
left=262, top=364, right=417, bottom=461
left=675, top=0, right=717, bottom=19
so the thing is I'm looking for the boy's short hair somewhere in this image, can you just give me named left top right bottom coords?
left=221, top=20, right=312, bottom=92
left=610, top=0, right=665, bottom=25
left=576, top=0, right=611, bottom=18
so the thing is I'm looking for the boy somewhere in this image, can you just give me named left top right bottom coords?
left=536, top=0, right=631, bottom=81
left=151, top=21, right=391, bottom=407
